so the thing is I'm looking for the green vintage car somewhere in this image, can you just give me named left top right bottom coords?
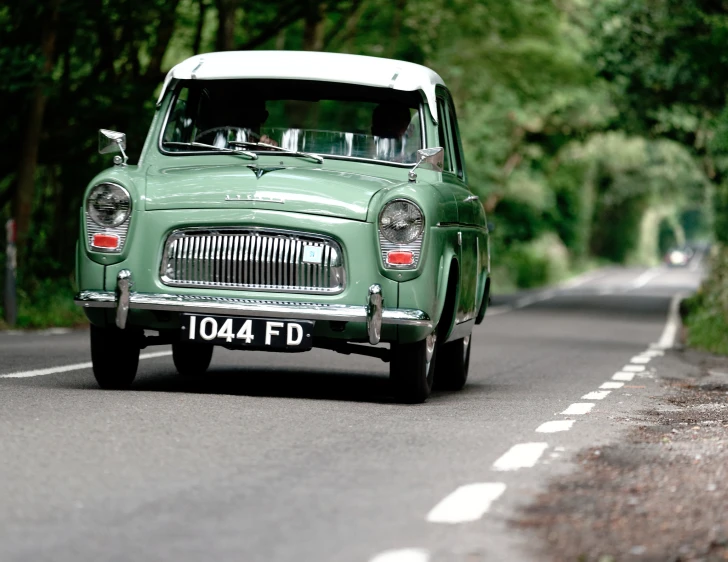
left=75, top=51, right=490, bottom=403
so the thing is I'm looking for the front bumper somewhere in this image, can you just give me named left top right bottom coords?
left=75, top=270, right=432, bottom=345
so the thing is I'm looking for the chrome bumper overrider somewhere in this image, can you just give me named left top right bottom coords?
left=75, top=270, right=432, bottom=345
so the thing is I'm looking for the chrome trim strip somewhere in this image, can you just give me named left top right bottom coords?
left=74, top=291, right=432, bottom=328
left=444, top=318, right=475, bottom=344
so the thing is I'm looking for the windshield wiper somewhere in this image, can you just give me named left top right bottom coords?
left=228, top=140, right=323, bottom=164
left=163, top=141, right=258, bottom=160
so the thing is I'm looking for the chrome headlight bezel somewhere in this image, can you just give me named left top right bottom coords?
left=86, top=182, right=132, bottom=228
left=85, top=182, right=132, bottom=253
left=378, top=198, right=425, bottom=270
left=378, top=198, right=424, bottom=245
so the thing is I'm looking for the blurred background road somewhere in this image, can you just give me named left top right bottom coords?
left=0, top=263, right=702, bottom=562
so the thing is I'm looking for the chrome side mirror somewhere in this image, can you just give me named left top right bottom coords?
left=99, top=129, right=129, bottom=166
left=408, top=147, right=444, bottom=182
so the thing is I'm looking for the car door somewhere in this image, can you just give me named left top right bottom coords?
left=436, top=92, right=482, bottom=325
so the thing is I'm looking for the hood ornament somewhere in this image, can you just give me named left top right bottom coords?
left=247, top=165, right=286, bottom=179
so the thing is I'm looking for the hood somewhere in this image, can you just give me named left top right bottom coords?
left=144, top=164, right=405, bottom=221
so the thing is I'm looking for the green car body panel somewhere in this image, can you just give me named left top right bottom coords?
left=75, top=59, right=490, bottom=351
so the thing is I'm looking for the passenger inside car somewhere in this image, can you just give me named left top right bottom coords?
left=371, top=102, right=414, bottom=162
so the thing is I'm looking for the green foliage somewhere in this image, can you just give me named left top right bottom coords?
left=682, top=246, right=728, bottom=355
left=0, top=277, right=86, bottom=329
left=493, top=232, right=571, bottom=291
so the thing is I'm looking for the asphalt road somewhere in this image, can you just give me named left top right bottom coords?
left=0, top=263, right=703, bottom=562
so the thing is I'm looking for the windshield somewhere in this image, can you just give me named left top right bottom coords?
left=161, top=79, right=424, bottom=164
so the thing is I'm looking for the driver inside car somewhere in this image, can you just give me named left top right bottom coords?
left=195, top=87, right=278, bottom=147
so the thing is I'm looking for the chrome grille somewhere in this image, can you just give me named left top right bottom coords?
left=160, top=228, right=345, bottom=294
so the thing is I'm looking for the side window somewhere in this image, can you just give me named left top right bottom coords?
left=436, top=98, right=453, bottom=173
left=447, top=102, right=466, bottom=180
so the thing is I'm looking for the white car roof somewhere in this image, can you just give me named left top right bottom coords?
left=157, top=50, right=446, bottom=123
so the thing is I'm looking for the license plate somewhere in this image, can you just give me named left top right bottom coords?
left=181, top=314, right=314, bottom=350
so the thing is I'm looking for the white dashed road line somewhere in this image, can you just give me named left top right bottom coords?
left=612, top=372, right=635, bottom=381
left=492, top=443, right=549, bottom=471
left=535, top=420, right=575, bottom=433
left=600, top=381, right=624, bottom=389
left=369, top=548, right=430, bottom=562
left=426, top=483, right=507, bottom=524
left=630, top=355, right=651, bottom=364
left=560, top=403, right=594, bottom=415
left=655, top=293, right=685, bottom=349
left=630, top=267, right=663, bottom=290
left=622, top=364, right=645, bottom=372
left=582, top=390, right=610, bottom=400
left=0, top=351, right=173, bottom=378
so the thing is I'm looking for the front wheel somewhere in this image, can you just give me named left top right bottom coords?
left=90, top=324, right=141, bottom=390
left=173, top=341, right=214, bottom=377
left=389, top=333, right=437, bottom=404
left=433, top=335, right=471, bottom=391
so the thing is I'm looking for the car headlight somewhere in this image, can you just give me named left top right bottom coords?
left=87, top=183, right=131, bottom=227
left=378, top=199, right=424, bottom=244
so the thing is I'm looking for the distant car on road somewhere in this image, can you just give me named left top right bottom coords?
left=664, top=246, right=693, bottom=267
left=74, top=51, right=491, bottom=403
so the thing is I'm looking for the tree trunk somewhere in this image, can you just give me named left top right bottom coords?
left=193, top=0, right=209, bottom=54
left=215, top=0, right=237, bottom=51
left=13, top=1, right=60, bottom=256
left=388, top=0, right=407, bottom=57
left=303, top=2, right=326, bottom=51
left=146, top=0, right=182, bottom=81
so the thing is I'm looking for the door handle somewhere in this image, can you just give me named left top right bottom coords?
left=464, top=195, right=479, bottom=202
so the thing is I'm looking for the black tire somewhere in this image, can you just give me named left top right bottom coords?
left=433, top=335, right=471, bottom=391
left=172, top=341, right=214, bottom=377
left=389, top=333, right=437, bottom=404
left=90, top=324, right=141, bottom=390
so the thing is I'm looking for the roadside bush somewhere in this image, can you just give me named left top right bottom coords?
left=682, top=245, right=728, bottom=354
left=0, top=276, right=86, bottom=330
left=492, top=233, right=570, bottom=291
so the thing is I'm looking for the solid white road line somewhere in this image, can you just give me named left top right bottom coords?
left=370, top=548, right=430, bottom=562
left=622, top=364, right=645, bottom=372
left=514, top=290, right=556, bottom=309
left=492, top=443, right=549, bottom=471
left=655, top=293, right=685, bottom=349
left=612, top=372, right=635, bottom=381
left=630, top=355, right=651, bottom=364
left=0, top=351, right=173, bottom=378
left=426, top=483, right=507, bottom=524
left=600, top=381, right=625, bottom=389
left=559, top=269, right=610, bottom=289
left=535, top=420, right=575, bottom=433
left=560, top=403, right=594, bottom=415
left=486, top=305, right=513, bottom=316
left=631, top=268, right=662, bottom=290
left=582, top=390, right=611, bottom=400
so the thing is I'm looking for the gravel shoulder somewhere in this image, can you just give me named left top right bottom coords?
left=517, top=347, right=728, bottom=562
